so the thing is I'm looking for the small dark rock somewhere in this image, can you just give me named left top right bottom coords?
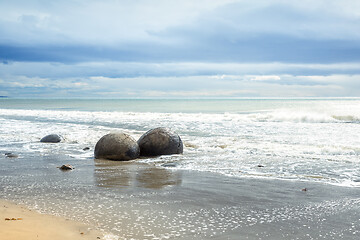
left=138, top=127, right=183, bottom=156
left=5, top=153, right=18, bottom=158
left=40, top=134, right=62, bottom=143
left=83, top=147, right=90, bottom=151
left=58, top=164, right=74, bottom=170
left=94, top=133, right=140, bottom=161
left=161, top=162, right=178, bottom=168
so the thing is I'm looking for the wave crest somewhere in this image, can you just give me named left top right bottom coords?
left=247, top=111, right=360, bottom=123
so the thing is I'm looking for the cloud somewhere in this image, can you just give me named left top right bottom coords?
left=1, top=71, right=359, bottom=98
left=0, top=0, right=360, bottom=63
left=1, top=61, right=359, bottom=98
left=2, top=0, right=360, bottom=45
left=0, top=0, right=235, bottom=45
left=249, top=75, right=281, bottom=81
left=1, top=61, right=360, bottom=79
left=0, top=1, right=359, bottom=98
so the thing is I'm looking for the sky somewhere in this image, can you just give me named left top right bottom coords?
left=0, top=0, right=360, bottom=98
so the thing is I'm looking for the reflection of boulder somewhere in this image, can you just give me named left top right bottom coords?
left=40, top=134, right=62, bottom=143
left=138, top=128, right=183, bottom=156
left=136, top=167, right=182, bottom=189
left=94, top=160, right=182, bottom=189
left=94, top=159, right=131, bottom=188
left=94, top=133, right=140, bottom=161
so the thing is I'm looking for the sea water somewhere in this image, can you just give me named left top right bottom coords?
left=1, top=98, right=359, bottom=186
left=0, top=98, right=360, bottom=239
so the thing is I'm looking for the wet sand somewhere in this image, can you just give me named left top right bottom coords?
left=92, top=160, right=360, bottom=239
left=0, top=199, right=103, bottom=240
left=1, top=154, right=360, bottom=239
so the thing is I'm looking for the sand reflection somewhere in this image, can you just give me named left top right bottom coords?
left=94, top=159, right=182, bottom=189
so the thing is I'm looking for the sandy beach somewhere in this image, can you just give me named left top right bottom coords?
left=0, top=199, right=103, bottom=240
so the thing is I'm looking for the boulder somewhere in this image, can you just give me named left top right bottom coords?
left=40, top=134, right=62, bottom=143
left=138, top=127, right=183, bottom=156
left=94, top=133, right=140, bottom=161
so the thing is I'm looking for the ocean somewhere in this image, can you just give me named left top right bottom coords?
left=1, top=98, right=360, bottom=239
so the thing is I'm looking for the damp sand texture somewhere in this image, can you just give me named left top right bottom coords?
left=0, top=200, right=103, bottom=240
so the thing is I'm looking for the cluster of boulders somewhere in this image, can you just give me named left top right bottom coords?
left=94, top=127, right=183, bottom=161
left=40, top=127, right=183, bottom=161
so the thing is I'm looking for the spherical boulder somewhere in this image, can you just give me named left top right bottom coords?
left=40, top=134, right=62, bottom=143
left=94, top=133, right=140, bottom=161
left=138, top=127, right=183, bottom=156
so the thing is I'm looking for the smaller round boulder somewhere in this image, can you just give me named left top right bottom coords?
left=40, top=134, right=62, bottom=143
left=138, top=127, right=183, bottom=156
left=94, top=133, right=140, bottom=161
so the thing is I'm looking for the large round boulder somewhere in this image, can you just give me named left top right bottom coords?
left=94, top=133, right=140, bottom=161
left=138, top=127, right=183, bottom=156
left=40, top=134, right=62, bottom=143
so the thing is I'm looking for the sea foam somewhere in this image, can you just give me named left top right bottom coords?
left=1, top=100, right=360, bottom=187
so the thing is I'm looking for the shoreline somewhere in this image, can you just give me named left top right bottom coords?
left=2, top=166, right=360, bottom=239
left=0, top=199, right=104, bottom=240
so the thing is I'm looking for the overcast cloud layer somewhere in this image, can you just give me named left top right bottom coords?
left=1, top=0, right=360, bottom=98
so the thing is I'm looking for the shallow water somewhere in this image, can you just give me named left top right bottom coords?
left=1, top=98, right=360, bottom=239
